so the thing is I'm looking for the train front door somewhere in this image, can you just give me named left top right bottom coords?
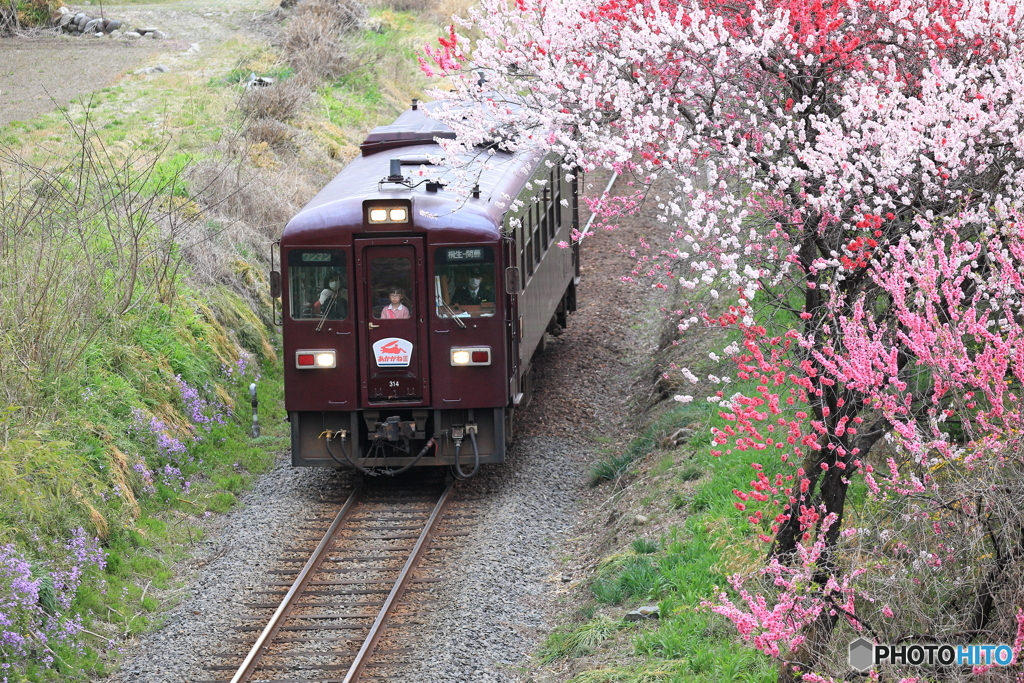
left=355, top=238, right=430, bottom=405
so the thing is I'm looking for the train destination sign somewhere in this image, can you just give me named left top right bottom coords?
left=373, top=338, right=413, bottom=367
left=301, top=252, right=333, bottom=262
left=446, top=248, right=484, bottom=261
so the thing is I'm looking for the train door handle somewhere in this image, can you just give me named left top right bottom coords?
left=368, top=322, right=380, bottom=329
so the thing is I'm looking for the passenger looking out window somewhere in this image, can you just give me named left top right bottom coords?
left=381, top=288, right=411, bottom=319
left=370, top=256, right=413, bottom=319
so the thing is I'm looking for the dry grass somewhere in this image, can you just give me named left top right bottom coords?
left=244, top=117, right=299, bottom=148
left=283, top=0, right=376, bottom=80
left=238, top=78, right=311, bottom=122
left=188, top=156, right=314, bottom=238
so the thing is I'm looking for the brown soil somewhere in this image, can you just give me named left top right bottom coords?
left=0, top=0, right=276, bottom=127
left=0, top=38, right=159, bottom=126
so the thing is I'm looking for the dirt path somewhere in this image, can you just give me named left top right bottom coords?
left=0, top=0, right=276, bottom=126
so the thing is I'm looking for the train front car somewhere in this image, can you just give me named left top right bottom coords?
left=279, top=104, right=578, bottom=476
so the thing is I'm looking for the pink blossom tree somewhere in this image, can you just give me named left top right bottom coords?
left=425, top=0, right=1024, bottom=676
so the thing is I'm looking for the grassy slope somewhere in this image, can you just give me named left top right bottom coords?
left=0, top=4, right=442, bottom=678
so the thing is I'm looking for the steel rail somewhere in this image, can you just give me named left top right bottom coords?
left=229, top=487, right=364, bottom=683
left=342, top=481, right=456, bottom=683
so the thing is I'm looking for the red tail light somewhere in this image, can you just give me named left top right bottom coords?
left=450, top=346, right=492, bottom=366
left=295, top=350, right=336, bottom=368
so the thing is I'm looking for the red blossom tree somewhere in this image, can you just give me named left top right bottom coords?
left=425, top=0, right=1024, bottom=676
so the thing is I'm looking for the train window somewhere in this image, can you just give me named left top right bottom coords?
left=533, top=202, right=542, bottom=262
left=288, top=250, right=349, bottom=321
left=540, top=193, right=550, bottom=246
left=554, top=165, right=563, bottom=229
left=434, top=246, right=496, bottom=319
left=523, top=213, right=533, bottom=276
left=548, top=199, right=556, bottom=245
left=370, top=258, right=413, bottom=319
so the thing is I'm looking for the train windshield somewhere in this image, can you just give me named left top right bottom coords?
left=434, top=247, right=496, bottom=319
left=288, top=250, right=349, bottom=321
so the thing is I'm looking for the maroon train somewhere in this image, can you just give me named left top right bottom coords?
left=272, top=102, right=580, bottom=476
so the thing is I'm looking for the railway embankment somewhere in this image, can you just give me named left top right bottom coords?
left=0, top=0, right=441, bottom=678
left=516, top=180, right=780, bottom=683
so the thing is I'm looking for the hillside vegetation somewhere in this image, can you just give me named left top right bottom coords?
left=0, top=0, right=452, bottom=677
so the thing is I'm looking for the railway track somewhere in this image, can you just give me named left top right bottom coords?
left=200, top=481, right=475, bottom=683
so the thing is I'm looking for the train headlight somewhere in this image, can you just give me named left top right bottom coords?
left=367, top=206, right=410, bottom=224
left=450, top=347, right=491, bottom=366
left=296, top=349, right=336, bottom=369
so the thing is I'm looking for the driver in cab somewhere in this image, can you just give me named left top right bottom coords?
left=452, top=271, right=494, bottom=307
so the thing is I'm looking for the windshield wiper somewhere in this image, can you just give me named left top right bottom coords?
left=315, top=296, right=338, bottom=332
left=437, top=298, right=466, bottom=328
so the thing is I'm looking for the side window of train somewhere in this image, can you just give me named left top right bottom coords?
left=557, top=164, right=565, bottom=229
left=533, top=201, right=542, bottom=263
left=555, top=163, right=563, bottom=229
left=370, top=257, right=413, bottom=320
left=434, top=246, right=496, bottom=319
left=548, top=166, right=557, bottom=244
left=523, top=212, right=533, bottom=276
left=288, top=250, right=349, bottom=321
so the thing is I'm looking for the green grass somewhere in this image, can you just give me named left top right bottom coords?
left=557, top=374, right=799, bottom=682
left=540, top=616, right=623, bottom=662
left=0, top=5, right=439, bottom=679
left=590, top=403, right=708, bottom=484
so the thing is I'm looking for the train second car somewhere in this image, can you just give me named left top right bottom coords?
left=274, top=102, right=580, bottom=475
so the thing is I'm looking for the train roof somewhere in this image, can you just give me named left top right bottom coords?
left=282, top=105, right=545, bottom=246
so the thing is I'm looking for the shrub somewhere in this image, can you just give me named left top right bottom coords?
left=283, top=0, right=373, bottom=79
left=244, top=117, right=298, bottom=148
left=238, top=79, right=311, bottom=122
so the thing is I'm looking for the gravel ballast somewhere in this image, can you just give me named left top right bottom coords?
left=105, top=171, right=651, bottom=682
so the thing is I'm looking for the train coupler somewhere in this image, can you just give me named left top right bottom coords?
left=372, top=416, right=419, bottom=442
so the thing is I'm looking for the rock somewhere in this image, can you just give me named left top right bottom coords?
left=106, top=19, right=121, bottom=32
left=73, top=12, right=87, bottom=24
left=59, top=13, right=73, bottom=26
left=634, top=514, right=649, bottom=524
left=135, top=65, right=170, bottom=74
left=123, top=31, right=141, bottom=39
left=83, top=18, right=99, bottom=33
left=624, top=605, right=660, bottom=622
left=151, top=30, right=168, bottom=39
left=186, top=42, right=201, bottom=53
left=137, top=26, right=159, bottom=34
left=661, top=427, right=695, bottom=449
